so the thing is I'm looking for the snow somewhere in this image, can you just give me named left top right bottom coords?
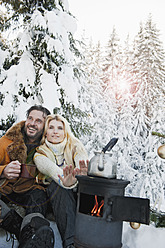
left=0, top=0, right=79, bottom=121
left=122, top=222, right=165, bottom=248
left=40, top=69, right=61, bottom=112
left=58, top=64, right=79, bottom=104
left=0, top=0, right=165, bottom=247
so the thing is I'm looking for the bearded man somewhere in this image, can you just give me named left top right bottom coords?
left=0, top=105, right=54, bottom=248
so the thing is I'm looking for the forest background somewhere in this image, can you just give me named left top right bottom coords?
left=0, top=0, right=165, bottom=215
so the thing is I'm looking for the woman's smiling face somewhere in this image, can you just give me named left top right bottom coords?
left=46, top=119, right=65, bottom=144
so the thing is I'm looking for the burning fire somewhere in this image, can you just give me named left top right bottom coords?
left=91, top=195, right=104, bottom=217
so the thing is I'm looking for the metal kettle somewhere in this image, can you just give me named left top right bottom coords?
left=88, top=138, right=118, bottom=179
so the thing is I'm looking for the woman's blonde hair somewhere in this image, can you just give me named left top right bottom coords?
left=41, top=114, right=88, bottom=166
left=41, top=114, right=78, bottom=145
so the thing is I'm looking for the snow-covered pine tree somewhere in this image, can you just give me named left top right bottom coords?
left=75, top=37, right=115, bottom=155
left=120, top=15, right=165, bottom=207
left=0, top=0, right=92, bottom=139
left=116, top=34, right=142, bottom=186
left=101, top=26, right=129, bottom=162
left=0, top=8, right=16, bottom=134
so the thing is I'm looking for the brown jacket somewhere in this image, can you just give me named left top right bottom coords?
left=0, top=121, right=45, bottom=194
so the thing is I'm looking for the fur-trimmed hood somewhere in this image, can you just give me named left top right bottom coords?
left=5, top=121, right=27, bottom=164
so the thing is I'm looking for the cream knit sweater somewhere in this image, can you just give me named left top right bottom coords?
left=34, top=138, right=88, bottom=189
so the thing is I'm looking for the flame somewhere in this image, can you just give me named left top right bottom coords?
left=91, top=195, right=104, bottom=217
left=91, top=195, right=98, bottom=216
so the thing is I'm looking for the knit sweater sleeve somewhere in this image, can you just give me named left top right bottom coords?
left=34, top=153, right=77, bottom=189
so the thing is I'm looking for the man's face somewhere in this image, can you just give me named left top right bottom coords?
left=24, top=110, right=46, bottom=142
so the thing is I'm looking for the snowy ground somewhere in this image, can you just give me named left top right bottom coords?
left=122, top=222, right=165, bottom=248
left=0, top=221, right=164, bottom=248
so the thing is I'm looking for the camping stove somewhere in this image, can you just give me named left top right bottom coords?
left=74, top=175, right=150, bottom=248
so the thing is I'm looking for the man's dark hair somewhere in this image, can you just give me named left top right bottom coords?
left=26, top=105, right=51, bottom=118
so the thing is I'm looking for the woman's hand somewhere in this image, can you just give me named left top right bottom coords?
left=58, top=165, right=78, bottom=187
left=58, top=160, right=89, bottom=187
left=78, top=160, right=89, bottom=175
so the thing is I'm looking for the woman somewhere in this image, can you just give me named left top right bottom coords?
left=34, top=114, right=88, bottom=187
left=34, top=114, right=88, bottom=248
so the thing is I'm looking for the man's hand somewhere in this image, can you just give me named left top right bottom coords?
left=3, top=161, right=21, bottom=179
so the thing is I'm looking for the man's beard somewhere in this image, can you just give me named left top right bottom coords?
left=24, top=125, right=43, bottom=143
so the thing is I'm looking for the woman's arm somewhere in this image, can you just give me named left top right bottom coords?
left=34, top=153, right=62, bottom=181
left=34, top=153, right=77, bottom=189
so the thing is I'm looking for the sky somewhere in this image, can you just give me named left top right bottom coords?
left=69, top=0, right=165, bottom=47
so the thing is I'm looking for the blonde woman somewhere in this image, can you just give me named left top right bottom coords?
left=34, top=114, right=88, bottom=188
left=34, top=114, right=88, bottom=248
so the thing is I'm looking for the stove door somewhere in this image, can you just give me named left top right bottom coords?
left=110, top=196, right=150, bottom=224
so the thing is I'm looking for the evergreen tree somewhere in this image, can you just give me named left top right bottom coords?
left=118, top=15, right=165, bottom=205
left=133, top=15, right=165, bottom=120
left=76, top=37, right=116, bottom=155
left=102, top=27, right=123, bottom=95
left=101, top=27, right=125, bottom=144
left=0, top=0, right=92, bottom=138
left=0, top=11, right=16, bottom=135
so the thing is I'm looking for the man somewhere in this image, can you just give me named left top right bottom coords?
left=0, top=105, right=54, bottom=248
